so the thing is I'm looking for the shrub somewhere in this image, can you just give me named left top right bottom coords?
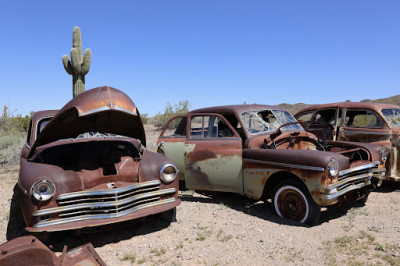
left=151, top=100, right=190, bottom=129
left=0, top=106, right=32, bottom=166
left=140, top=112, right=149, bottom=124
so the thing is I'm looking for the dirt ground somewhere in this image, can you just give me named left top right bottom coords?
left=1, top=124, right=400, bottom=265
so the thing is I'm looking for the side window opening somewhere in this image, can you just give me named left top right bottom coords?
left=345, top=110, right=382, bottom=128
left=162, top=117, right=187, bottom=137
left=26, top=120, right=33, bottom=146
left=313, top=109, right=337, bottom=125
left=36, top=117, right=52, bottom=139
left=190, top=115, right=234, bottom=138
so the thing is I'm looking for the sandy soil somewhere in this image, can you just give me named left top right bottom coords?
left=1, top=125, right=400, bottom=265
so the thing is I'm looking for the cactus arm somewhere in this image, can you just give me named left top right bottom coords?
left=81, top=49, right=92, bottom=75
left=70, top=48, right=81, bottom=73
left=72, top=26, right=82, bottom=59
left=62, top=55, right=73, bottom=75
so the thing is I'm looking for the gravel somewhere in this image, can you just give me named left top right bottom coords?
left=0, top=125, right=399, bottom=265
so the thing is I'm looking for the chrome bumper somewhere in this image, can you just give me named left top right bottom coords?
left=322, top=162, right=378, bottom=201
left=32, top=180, right=177, bottom=228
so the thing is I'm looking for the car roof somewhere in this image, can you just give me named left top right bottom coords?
left=296, top=101, right=400, bottom=115
left=189, top=104, right=288, bottom=116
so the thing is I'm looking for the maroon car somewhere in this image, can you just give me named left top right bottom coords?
left=18, top=86, right=180, bottom=234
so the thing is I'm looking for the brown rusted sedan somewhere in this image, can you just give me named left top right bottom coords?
left=295, top=102, right=399, bottom=182
left=18, top=86, right=180, bottom=234
left=157, top=104, right=387, bottom=225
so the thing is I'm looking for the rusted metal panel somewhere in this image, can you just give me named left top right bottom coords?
left=157, top=139, right=186, bottom=180
left=19, top=87, right=180, bottom=233
left=28, top=86, right=146, bottom=158
left=0, top=236, right=106, bottom=266
left=184, top=139, right=243, bottom=193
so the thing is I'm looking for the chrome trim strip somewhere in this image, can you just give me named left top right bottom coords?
left=339, top=163, right=376, bottom=177
left=323, top=180, right=371, bottom=200
left=59, top=186, right=158, bottom=205
left=243, top=158, right=325, bottom=172
left=79, top=105, right=137, bottom=117
left=58, top=197, right=157, bottom=217
left=57, top=180, right=160, bottom=200
left=326, top=173, right=372, bottom=189
left=342, top=130, right=390, bottom=136
left=33, top=198, right=177, bottom=228
left=34, top=188, right=176, bottom=216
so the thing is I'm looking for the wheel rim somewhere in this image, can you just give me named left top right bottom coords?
left=274, top=185, right=309, bottom=223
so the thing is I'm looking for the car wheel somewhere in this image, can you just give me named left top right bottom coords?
left=159, top=207, right=177, bottom=223
left=272, top=180, right=320, bottom=225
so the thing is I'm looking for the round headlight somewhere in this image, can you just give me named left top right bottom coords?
left=379, top=147, right=389, bottom=163
left=328, top=159, right=339, bottom=178
left=32, top=180, right=56, bottom=201
left=160, top=164, right=178, bottom=183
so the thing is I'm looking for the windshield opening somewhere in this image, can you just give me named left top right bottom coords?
left=381, top=109, right=400, bottom=127
left=241, top=110, right=303, bottom=135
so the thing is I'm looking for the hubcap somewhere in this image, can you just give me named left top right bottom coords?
left=277, top=187, right=307, bottom=222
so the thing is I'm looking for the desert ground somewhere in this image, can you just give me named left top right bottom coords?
left=1, top=124, right=400, bottom=265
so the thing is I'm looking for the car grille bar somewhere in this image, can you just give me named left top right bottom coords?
left=323, top=162, right=378, bottom=200
left=33, top=198, right=177, bottom=228
left=32, top=180, right=177, bottom=228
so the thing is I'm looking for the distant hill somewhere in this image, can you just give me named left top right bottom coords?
left=361, top=94, right=400, bottom=106
left=277, top=94, right=400, bottom=115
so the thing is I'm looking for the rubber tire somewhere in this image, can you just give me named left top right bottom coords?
left=159, top=207, right=177, bottom=223
left=272, top=179, right=320, bottom=225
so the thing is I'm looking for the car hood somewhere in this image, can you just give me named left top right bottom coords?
left=28, top=86, right=146, bottom=158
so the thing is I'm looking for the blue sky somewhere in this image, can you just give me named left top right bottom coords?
left=1, top=1, right=399, bottom=116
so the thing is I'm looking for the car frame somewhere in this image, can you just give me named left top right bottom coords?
left=157, top=104, right=387, bottom=225
left=295, top=102, right=400, bottom=182
left=18, top=86, right=180, bottom=233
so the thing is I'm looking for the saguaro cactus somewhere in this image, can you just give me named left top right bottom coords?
left=62, top=26, right=92, bottom=98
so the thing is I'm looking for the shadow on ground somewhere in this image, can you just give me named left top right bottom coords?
left=180, top=190, right=361, bottom=227
left=374, top=181, right=400, bottom=193
left=6, top=184, right=175, bottom=251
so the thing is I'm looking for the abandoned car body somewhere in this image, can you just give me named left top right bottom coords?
left=0, top=236, right=106, bottom=266
left=157, top=104, right=386, bottom=224
left=18, top=86, right=180, bottom=233
left=295, top=102, right=399, bottom=182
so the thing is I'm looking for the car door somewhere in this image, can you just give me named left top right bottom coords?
left=337, top=108, right=391, bottom=144
left=184, top=113, right=243, bottom=194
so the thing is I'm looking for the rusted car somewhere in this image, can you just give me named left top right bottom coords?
left=157, top=104, right=387, bottom=225
left=295, top=102, right=399, bottom=182
left=18, top=86, right=180, bottom=234
left=0, top=236, right=106, bottom=266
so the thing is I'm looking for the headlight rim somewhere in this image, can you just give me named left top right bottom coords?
left=31, top=179, right=56, bottom=202
left=159, top=163, right=179, bottom=183
left=328, top=159, right=339, bottom=178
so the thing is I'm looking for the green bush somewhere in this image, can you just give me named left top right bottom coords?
left=0, top=106, right=31, bottom=166
left=151, top=100, right=190, bottom=129
left=140, top=113, right=149, bottom=124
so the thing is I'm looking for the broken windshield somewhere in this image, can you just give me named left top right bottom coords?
left=241, top=110, right=303, bottom=135
left=381, top=109, right=400, bottom=127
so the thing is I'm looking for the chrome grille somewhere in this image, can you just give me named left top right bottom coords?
left=32, top=180, right=177, bottom=228
left=323, top=162, right=378, bottom=201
